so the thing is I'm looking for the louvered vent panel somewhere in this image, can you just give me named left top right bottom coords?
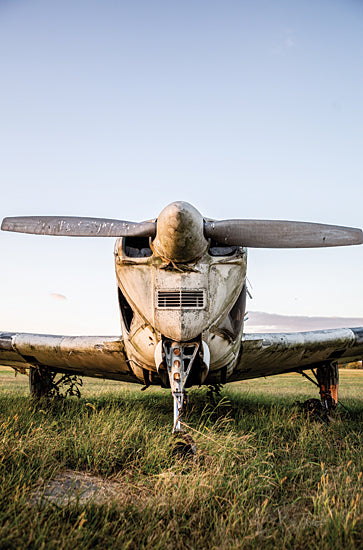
left=157, top=290, right=204, bottom=309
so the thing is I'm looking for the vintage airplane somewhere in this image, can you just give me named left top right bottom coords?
left=1, top=201, right=363, bottom=435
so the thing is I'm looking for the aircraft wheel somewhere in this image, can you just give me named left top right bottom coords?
left=172, top=434, right=197, bottom=461
left=29, top=366, right=54, bottom=398
left=302, top=398, right=324, bottom=415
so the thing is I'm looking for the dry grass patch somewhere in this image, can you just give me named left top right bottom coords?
left=0, top=368, right=362, bottom=549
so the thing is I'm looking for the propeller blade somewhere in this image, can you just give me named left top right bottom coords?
left=1, top=216, right=156, bottom=238
left=204, top=220, right=363, bottom=248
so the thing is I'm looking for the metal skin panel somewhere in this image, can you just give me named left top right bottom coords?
left=123, top=310, right=159, bottom=370
left=203, top=330, right=241, bottom=373
left=0, top=333, right=136, bottom=382
left=115, top=240, right=247, bottom=353
left=228, top=328, right=363, bottom=382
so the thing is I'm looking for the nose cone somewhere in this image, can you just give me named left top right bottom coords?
left=153, top=201, right=208, bottom=262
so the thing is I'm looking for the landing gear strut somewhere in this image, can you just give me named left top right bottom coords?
left=163, top=340, right=200, bottom=433
left=317, top=362, right=339, bottom=410
left=29, top=366, right=54, bottom=398
left=155, top=338, right=210, bottom=459
left=300, top=362, right=339, bottom=414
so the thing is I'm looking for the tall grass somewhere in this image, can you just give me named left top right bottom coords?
left=0, top=370, right=362, bottom=549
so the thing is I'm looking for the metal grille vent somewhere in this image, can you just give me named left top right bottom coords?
left=157, top=290, right=205, bottom=309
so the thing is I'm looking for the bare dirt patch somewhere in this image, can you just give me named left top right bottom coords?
left=29, top=470, right=132, bottom=508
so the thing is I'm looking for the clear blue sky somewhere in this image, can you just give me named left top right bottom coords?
left=0, top=0, right=362, bottom=335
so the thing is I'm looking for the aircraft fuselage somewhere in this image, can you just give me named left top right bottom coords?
left=114, top=235, right=247, bottom=386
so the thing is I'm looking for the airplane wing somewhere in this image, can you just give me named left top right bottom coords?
left=0, top=332, right=138, bottom=383
left=2, top=328, right=362, bottom=386
left=228, top=327, right=363, bottom=382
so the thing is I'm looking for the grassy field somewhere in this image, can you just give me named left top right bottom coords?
left=0, top=367, right=362, bottom=549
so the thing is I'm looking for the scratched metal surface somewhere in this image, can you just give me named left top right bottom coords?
left=1, top=217, right=156, bottom=238
left=228, top=327, right=363, bottom=382
left=0, top=332, right=138, bottom=382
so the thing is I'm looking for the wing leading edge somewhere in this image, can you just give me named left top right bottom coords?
left=230, top=327, right=363, bottom=382
left=0, top=332, right=138, bottom=383
left=1, top=328, right=362, bottom=386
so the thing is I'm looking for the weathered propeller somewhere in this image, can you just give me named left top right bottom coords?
left=204, top=219, right=363, bottom=248
left=1, top=216, right=156, bottom=238
left=2, top=207, right=362, bottom=249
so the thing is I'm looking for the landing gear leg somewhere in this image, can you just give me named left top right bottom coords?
left=300, top=362, right=339, bottom=415
left=29, top=366, right=54, bottom=398
left=173, top=390, right=185, bottom=433
left=162, top=341, right=199, bottom=433
left=317, top=362, right=339, bottom=411
left=158, top=340, right=203, bottom=459
left=155, top=338, right=210, bottom=458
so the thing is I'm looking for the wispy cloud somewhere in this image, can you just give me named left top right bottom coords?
left=50, top=293, right=67, bottom=301
left=245, top=311, right=363, bottom=333
left=271, top=29, right=296, bottom=54
left=284, top=30, right=295, bottom=49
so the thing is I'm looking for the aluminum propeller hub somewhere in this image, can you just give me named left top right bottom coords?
left=152, top=201, right=208, bottom=263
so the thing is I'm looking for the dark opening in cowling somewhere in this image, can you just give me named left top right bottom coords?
left=209, top=239, right=238, bottom=257
left=118, top=287, right=134, bottom=333
left=124, top=237, right=152, bottom=258
left=228, top=284, right=247, bottom=337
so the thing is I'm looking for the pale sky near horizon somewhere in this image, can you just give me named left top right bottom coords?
left=0, top=0, right=362, bottom=335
